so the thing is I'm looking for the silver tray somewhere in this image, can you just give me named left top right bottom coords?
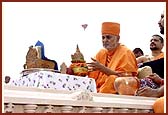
left=21, top=68, right=60, bottom=75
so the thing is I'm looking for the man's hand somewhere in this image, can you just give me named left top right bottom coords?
left=87, top=57, right=118, bottom=76
left=147, top=73, right=163, bottom=85
left=87, top=57, right=105, bottom=72
left=136, top=86, right=162, bottom=98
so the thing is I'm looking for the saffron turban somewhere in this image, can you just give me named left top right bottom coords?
left=102, top=22, right=120, bottom=36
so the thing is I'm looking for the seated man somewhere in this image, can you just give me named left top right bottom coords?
left=137, top=12, right=165, bottom=113
left=133, top=47, right=144, bottom=58
left=137, top=34, right=164, bottom=78
left=87, top=22, right=138, bottom=94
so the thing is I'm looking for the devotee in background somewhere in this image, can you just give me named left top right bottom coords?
left=87, top=22, right=138, bottom=94
left=137, top=34, right=164, bottom=78
left=133, top=48, right=144, bottom=58
left=136, top=34, right=164, bottom=65
left=136, top=11, right=165, bottom=113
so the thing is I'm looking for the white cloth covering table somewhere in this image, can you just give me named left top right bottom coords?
left=10, top=71, right=97, bottom=93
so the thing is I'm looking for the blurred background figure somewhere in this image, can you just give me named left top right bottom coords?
left=136, top=11, right=165, bottom=113
left=5, top=76, right=11, bottom=84
left=158, top=11, right=164, bottom=35
left=133, top=48, right=144, bottom=58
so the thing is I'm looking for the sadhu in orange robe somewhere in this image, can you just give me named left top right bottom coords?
left=88, top=44, right=138, bottom=93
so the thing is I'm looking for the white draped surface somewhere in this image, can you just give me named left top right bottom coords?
left=10, top=71, right=97, bottom=93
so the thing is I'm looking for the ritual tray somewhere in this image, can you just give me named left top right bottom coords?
left=21, top=68, right=60, bottom=76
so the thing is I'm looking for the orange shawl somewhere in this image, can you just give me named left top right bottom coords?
left=154, top=52, right=164, bottom=60
left=88, top=44, right=138, bottom=93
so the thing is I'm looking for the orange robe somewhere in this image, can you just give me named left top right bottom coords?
left=154, top=52, right=164, bottom=60
left=153, top=96, right=164, bottom=113
left=88, top=44, right=138, bottom=93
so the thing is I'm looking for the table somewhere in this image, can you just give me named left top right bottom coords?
left=10, top=71, right=97, bottom=93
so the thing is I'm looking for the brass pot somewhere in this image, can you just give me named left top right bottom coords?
left=114, top=73, right=140, bottom=95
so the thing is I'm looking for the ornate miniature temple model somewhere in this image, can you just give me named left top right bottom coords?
left=24, top=44, right=58, bottom=70
left=68, top=45, right=88, bottom=77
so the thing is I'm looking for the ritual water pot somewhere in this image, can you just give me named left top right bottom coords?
left=114, top=73, right=140, bottom=95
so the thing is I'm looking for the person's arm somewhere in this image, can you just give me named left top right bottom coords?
left=87, top=57, right=118, bottom=76
left=136, top=55, right=148, bottom=64
left=98, top=64, right=118, bottom=76
left=147, top=73, right=164, bottom=85
left=157, top=85, right=164, bottom=97
left=136, top=85, right=164, bottom=97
